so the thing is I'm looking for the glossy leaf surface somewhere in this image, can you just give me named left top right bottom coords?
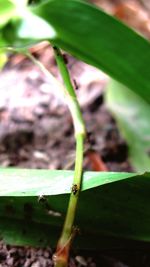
left=29, top=0, right=150, bottom=103
left=1, top=168, right=150, bottom=249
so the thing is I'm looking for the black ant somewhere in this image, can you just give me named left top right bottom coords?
left=72, top=184, right=78, bottom=195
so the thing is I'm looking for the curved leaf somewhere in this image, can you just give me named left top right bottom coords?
left=1, top=169, right=150, bottom=249
left=14, top=0, right=150, bottom=103
left=0, top=168, right=135, bottom=196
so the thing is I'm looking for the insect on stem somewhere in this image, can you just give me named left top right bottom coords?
left=52, top=46, right=86, bottom=267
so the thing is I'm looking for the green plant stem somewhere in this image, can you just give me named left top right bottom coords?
left=6, top=45, right=86, bottom=266
left=5, top=46, right=74, bottom=100
left=52, top=46, right=86, bottom=267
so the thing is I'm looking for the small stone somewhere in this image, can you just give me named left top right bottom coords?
left=33, top=151, right=49, bottom=161
left=33, top=106, right=45, bottom=117
left=43, top=251, right=50, bottom=258
left=37, top=249, right=43, bottom=257
left=31, top=261, right=41, bottom=267
left=40, top=83, right=51, bottom=94
left=24, top=258, right=32, bottom=267
left=1, top=159, right=10, bottom=167
left=75, top=256, right=87, bottom=266
left=39, top=95, right=50, bottom=108
left=38, top=257, right=47, bottom=267
left=27, top=70, right=39, bottom=81
left=7, top=257, right=14, bottom=266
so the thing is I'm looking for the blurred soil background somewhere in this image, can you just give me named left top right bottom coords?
left=0, top=0, right=150, bottom=266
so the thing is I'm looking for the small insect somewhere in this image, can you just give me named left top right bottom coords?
left=86, top=131, right=92, bottom=144
left=72, top=184, right=78, bottom=195
left=53, top=46, right=60, bottom=56
left=62, top=53, right=68, bottom=64
left=73, top=79, right=79, bottom=90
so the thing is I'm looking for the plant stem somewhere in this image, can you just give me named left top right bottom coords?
left=6, top=45, right=86, bottom=266
left=5, top=46, right=75, bottom=100
left=52, top=46, right=86, bottom=267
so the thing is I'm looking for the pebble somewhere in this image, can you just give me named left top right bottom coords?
left=24, top=258, right=32, bottom=267
left=6, top=257, right=14, bottom=266
left=43, top=251, right=50, bottom=258
left=31, top=261, right=41, bottom=267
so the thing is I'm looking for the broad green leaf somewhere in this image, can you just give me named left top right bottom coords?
left=1, top=168, right=150, bottom=249
left=0, top=168, right=135, bottom=196
left=106, top=80, right=150, bottom=172
left=0, top=0, right=16, bottom=28
left=13, top=0, right=150, bottom=103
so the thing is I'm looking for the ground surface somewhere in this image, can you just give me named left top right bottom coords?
left=0, top=47, right=131, bottom=172
left=0, top=0, right=150, bottom=266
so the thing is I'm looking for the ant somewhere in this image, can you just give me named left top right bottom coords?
left=72, top=184, right=78, bottom=195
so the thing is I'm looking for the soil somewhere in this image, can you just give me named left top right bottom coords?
left=0, top=0, right=150, bottom=266
left=0, top=49, right=131, bottom=172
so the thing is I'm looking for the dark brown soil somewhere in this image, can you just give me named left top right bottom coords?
left=0, top=47, right=131, bottom=172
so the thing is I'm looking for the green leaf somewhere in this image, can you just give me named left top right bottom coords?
left=15, top=0, right=150, bottom=103
left=0, top=0, right=16, bottom=28
left=0, top=168, right=135, bottom=196
left=1, top=168, right=150, bottom=249
left=3, top=0, right=150, bottom=103
left=106, top=80, right=150, bottom=172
